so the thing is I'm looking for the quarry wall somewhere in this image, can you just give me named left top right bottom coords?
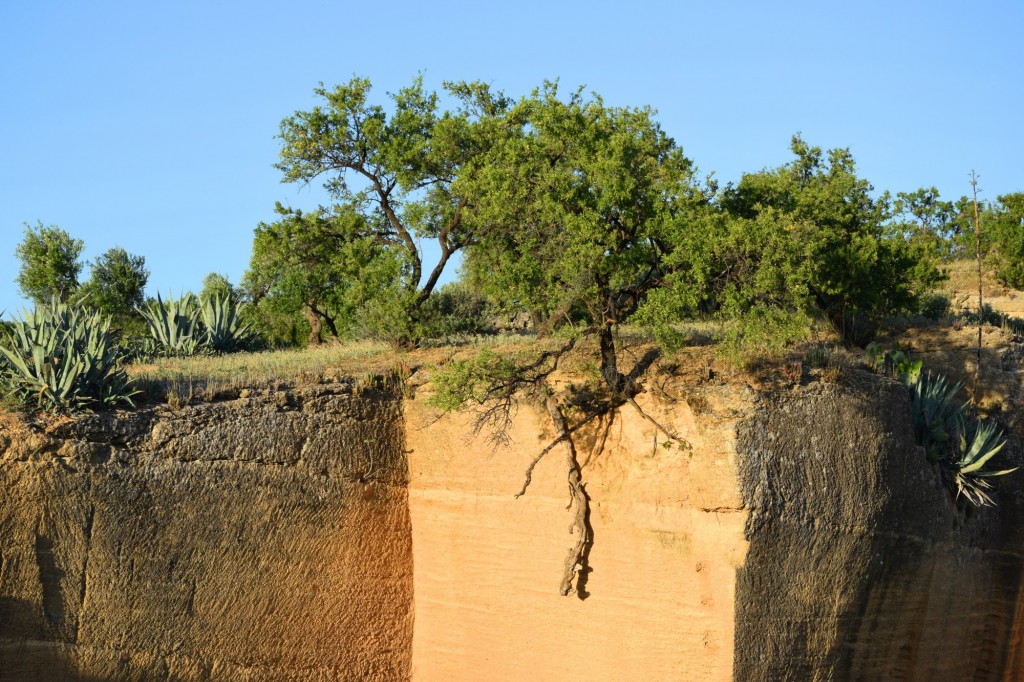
left=2, top=372, right=1023, bottom=681
left=0, top=384, right=413, bottom=681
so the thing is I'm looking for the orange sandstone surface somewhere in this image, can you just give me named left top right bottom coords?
left=2, top=369, right=1024, bottom=681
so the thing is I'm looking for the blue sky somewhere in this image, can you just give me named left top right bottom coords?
left=2, top=1, right=1022, bottom=314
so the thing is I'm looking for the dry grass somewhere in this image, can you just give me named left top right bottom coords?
left=128, top=341, right=394, bottom=405
left=943, top=258, right=1024, bottom=317
left=126, top=333, right=544, bottom=406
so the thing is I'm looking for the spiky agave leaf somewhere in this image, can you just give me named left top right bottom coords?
left=199, top=293, right=255, bottom=353
left=949, top=416, right=1016, bottom=507
left=138, top=292, right=203, bottom=356
left=0, top=297, right=135, bottom=412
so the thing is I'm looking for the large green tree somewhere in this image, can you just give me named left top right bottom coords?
left=274, top=76, right=506, bottom=346
left=14, top=222, right=84, bottom=303
left=461, top=82, right=704, bottom=392
left=435, top=83, right=706, bottom=597
left=701, top=136, right=943, bottom=345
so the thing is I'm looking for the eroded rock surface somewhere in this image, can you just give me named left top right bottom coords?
left=0, top=384, right=413, bottom=681
left=735, top=378, right=1024, bottom=681
left=3, top=372, right=1023, bottom=681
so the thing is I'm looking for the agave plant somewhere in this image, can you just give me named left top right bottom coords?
left=199, top=293, right=255, bottom=353
left=139, top=292, right=203, bottom=356
left=866, top=343, right=923, bottom=386
left=948, top=416, right=1016, bottom=507
left=908, top=372, right=963, bottom=461
left=0, top=297, right=136, bottom=411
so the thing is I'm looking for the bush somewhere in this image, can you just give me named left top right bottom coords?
left=0, top=298, right=135, bottom=412
left=719, top=305, right=813, bottom=367
left=918, top=292, right=952, bottom=321
left=418, top=282, right=495, bottom=340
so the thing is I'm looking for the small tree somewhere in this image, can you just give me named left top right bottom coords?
left=244, top=203, right=403, bottom=346
left=80, top=247, right=149, bottom=326
left=990, top=193, right=1024, bottom=289
left=14, top=222, right=84, bottom=303
left=199, top=272, right=242, bottom=304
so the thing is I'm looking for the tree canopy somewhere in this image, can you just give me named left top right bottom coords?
left=272, top=76, right=508, bottom=346
left=80, top=246, right=149, bottom=323
left=243, top=202, right=402, bottom=346
left=14, top=222, right=85, bottom=304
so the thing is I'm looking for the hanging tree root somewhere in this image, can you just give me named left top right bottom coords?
left=543, top=393, right=593, bottom=599
left=514, top=408, right=603, bottom=498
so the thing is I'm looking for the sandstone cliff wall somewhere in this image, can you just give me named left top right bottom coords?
left=735, top=380, right=1024, bottom=681
left=0, top=384, right=413, bottom=681
left=406, top=375, right=1024, bottom=682
left=404, top=383, right=753, bottom=681
left=2, top=373, right=1023, bottom=681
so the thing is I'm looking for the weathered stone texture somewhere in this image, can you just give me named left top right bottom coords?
left=0, top=384, right=413, bottom=681
left=3, top=372, right=1024, bottom=681
left=735, top=378, right=1024, bottom=681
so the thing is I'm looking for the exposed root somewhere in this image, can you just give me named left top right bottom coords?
left=514, top=409, right=603, bottom=498
left=626, top=396, right=691, bottom=452
left=544, top=393, right=592, bottom=599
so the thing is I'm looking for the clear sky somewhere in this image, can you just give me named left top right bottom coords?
left=2, top=0, right=1021, bottom=315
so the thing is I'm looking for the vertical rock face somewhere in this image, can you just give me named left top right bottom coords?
left=2, top=373, right=1023, bottom=681
left=735, top=378, right=1024, bottom=681
left=404, top=384, right=755, bottom=682
left=0, top=384, right=413, bottom=682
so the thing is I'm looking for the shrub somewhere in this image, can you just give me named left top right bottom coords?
left=418, top=282, right=495, bottom=340
left=0, top=298, right=135, bottom=412
left=719, top=306, right=813, bottom=367
left=918, top=292, right=952, bottom=321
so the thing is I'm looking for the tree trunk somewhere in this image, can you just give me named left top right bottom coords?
left=304, top=301, right=323, bottom=347
left=598, top=322, right=624, bottom=395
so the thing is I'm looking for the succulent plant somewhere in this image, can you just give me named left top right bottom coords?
left=948, top=416, right=1016, bottom=507
left=907, top=371, right=963, bottom=461
left=0, top=297, right=135, bottom=411
left=138, top=292, right=203, bottom=356
left=200, top=293, right=255, bottom=353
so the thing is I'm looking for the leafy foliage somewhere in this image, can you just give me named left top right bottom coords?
left=244, top=203, right=404, bottom=347
left=461, top=81, right=701, bottom=390
left=14, top=222, right=85, bottom=303
left=272, top=76, right=504, bottom=347
left=199, top=273, right=243, bottom=304
left=990, top=193, right=1024, bottom=289
left=703, top=136, right=943, bottom=346
left=79, top=246, right=149, bottom=330
left=417, top=281, right=494, bottom=340
left=0, top=298, right=135, bottom=412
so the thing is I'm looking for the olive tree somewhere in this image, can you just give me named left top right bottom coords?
left=14, top=222, right=84, bottom=303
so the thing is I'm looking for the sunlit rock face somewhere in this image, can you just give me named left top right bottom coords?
left=2, top=373, right=1022, bottom=681
left=0, top=384, right=414, bottom=682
